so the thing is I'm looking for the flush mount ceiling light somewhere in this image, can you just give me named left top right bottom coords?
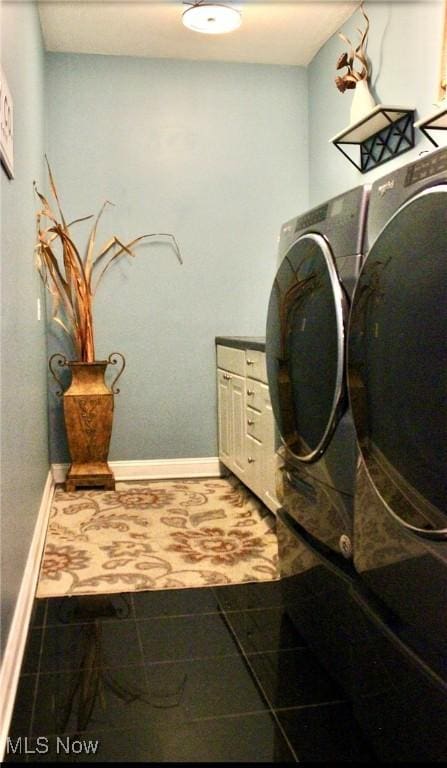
left=182, top=2, right=242, bottom=35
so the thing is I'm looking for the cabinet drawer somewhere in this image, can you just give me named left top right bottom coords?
left=246, top=407, right=263, bottom=442
left=246, top=434, right=262, bottom=470
left=245, top=349, right=267, bottom=383
left=245, top=379, right=271, bottom=413
left=217, top=345, right=246, bottom=376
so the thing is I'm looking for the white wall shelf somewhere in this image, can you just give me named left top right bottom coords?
left=414, top=104, right=447, bottom=148
left=330, top=105, right=415, bottom=173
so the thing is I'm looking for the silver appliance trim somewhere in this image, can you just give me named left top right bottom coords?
left=277, top=232, right=346, bottom=463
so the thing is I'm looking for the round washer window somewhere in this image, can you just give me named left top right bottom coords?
left=348, top=185, right=447, bottom=534
left=266, top=234, right=347, bottom=462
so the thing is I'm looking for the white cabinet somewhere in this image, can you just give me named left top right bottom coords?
left=217, top=342, right=280, bottom=514
left=217, top=345, right=247, bottom=480
left=217, top=367, right=246, bottom=479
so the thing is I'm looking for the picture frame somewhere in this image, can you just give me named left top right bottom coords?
left=0, top=67, right=14, bottom=179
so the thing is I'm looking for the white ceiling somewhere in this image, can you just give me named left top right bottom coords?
left=38, top=1, right=358, bottom=67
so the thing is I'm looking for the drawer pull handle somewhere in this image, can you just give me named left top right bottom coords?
left=247, top=389, right=254, bottom=395
left=223, top=373, right=232, bottom=380
left=248, top=457, right=255, bottom=463
left=246, top=359, right=254, bottom=365
left=247, top=419, right=254, bottom=425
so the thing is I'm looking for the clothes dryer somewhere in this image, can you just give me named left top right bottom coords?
left=265, top=187, right=375, bottom=708
left=266, top=185, right=369, bottom=560
left=346, top=146, right=447, bottom=760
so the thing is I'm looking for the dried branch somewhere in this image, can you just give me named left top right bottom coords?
left=34, top=162, right=183, bottom=362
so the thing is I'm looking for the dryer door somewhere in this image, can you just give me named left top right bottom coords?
left=266, top=233, right=348, bottom=463
left=348, top=184, right=447, bottom=539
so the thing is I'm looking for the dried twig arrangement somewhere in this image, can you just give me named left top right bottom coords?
left=335, top=2, right=370, bottom=93
left=34, top=157, right=182, bottom=362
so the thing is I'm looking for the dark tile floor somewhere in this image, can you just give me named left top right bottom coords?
left=5, top=581, right=375, bottom=763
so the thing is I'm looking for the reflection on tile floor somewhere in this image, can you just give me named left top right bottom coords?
left=6, top=582, right=375, bottom=763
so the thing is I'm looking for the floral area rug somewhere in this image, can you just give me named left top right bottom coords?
left=37, top=475, right=279, bottom=598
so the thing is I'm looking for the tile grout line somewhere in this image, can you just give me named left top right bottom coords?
left=217, top=607, right=300, bottom=763
left=132, top=593, right=153, bottom=695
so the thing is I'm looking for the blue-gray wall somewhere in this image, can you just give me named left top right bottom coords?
left=309, top=0, right=445, bottom=204
left=45, top=53, right=308, bottom=462
left=1, top=0, right=48, bottom=655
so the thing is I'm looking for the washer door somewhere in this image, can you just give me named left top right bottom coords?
left=348, top=185, right=447, bottom=539
left=266, top=233, right=348, bottom=463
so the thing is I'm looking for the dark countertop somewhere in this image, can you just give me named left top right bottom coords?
left=215, top=336, right=266, bottom=351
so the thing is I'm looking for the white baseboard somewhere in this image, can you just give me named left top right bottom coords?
left=51, top=457, right=223, bottom=485
left=0, top=470, right=55, bottom=763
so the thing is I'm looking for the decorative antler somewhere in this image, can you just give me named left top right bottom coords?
left=335, top=2, right=370, bottom=93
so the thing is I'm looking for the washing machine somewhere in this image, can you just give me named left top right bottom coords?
left=265, top=186, right=374, bottom=703
left=266, top=184, right=369, bottom=560
left=345, top=146, right=447, bottom=760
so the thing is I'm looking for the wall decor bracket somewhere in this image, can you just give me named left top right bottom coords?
left=414, top=104, right=447, bottom=147
left=330, top=105, right=415, bottom=173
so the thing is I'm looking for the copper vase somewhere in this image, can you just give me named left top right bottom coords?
left=49, top=353, right=125, bottom=492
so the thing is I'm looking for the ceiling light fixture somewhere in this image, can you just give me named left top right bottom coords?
left=182, top=3, right=242, bottom=35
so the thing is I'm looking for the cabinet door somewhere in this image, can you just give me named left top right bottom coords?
left=217, top=369, right=231, bottom=466
left=230, top=374, right=246, bottom=476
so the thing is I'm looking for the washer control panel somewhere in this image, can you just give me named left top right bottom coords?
left=405, top=147, right=447, bottom=186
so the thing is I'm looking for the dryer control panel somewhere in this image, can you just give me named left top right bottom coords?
left=294, top=203, right=329, bottom=232
left=277, top=185, right=369, bottom=263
